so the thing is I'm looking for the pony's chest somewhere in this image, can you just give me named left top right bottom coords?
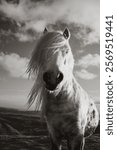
left=45, top=92, right=80, bottom=136
left=46, top=110, right=78, bottom=137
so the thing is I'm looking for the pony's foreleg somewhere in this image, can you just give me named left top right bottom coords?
left=67, top=138, right=72, bottom=150
left=49, top=134, right=62, bottom=150
left=80, top=138, right=85, bottom=150
left=71, top=135, right=85, bottom=150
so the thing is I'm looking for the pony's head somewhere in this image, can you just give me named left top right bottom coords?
left=42, top=28, right=74, bottom=91
left=28, top=28, right=74, bottom=92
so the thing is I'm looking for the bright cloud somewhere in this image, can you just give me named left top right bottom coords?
left=0, top=0, right=99, bottom=44
left=75, top=53, right=100, bottom=80
left=0, top=52, right=29, bottom=78
left=75, top=69, right=97, bottom=80
left=76, top=54, right=100, bottom=69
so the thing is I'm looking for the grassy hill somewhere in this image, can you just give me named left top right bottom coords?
left=0, top=107, right=100, bottom=150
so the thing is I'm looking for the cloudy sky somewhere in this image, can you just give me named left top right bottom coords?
left=0, top=0, right=100, bottom=110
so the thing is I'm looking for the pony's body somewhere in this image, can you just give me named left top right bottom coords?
left=28, top=28, right=99, bottom=150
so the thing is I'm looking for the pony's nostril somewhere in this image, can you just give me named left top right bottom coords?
left=43, top=72, right=50, bottom=83
left=57, top=72, right=63, bottom=83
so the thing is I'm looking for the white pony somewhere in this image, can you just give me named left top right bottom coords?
left=27, top=28, right=99, bottom=150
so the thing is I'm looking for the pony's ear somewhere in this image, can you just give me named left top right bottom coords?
left=43, top=27, right=48, bottom=34
left=63, top=28, right=70, bottom=39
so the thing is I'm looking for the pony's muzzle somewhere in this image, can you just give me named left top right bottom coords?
left=43, top=71, right=64, bottom=91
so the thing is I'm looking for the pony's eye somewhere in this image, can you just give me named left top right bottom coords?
left=63, top=50, right=68, bottom=55
left=62, top=48, right=69, bottom=56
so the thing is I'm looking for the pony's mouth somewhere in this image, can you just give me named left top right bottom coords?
left=45, top=84, right=57, bottom=91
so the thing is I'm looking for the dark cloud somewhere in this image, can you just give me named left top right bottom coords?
left=0, top=0, right=100, bottom=45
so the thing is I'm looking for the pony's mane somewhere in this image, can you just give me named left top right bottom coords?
left=27, top=31, right=70, bottom=112
left=27, top=31, right=68, bottom=75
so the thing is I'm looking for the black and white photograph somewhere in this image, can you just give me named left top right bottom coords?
left=0, top=0, right=100, bottom=149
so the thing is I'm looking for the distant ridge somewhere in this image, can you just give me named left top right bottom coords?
left=0, top=107, right=20, bottom=112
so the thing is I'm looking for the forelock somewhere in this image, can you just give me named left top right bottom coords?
left=27, top=31, right=71, bottom=75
